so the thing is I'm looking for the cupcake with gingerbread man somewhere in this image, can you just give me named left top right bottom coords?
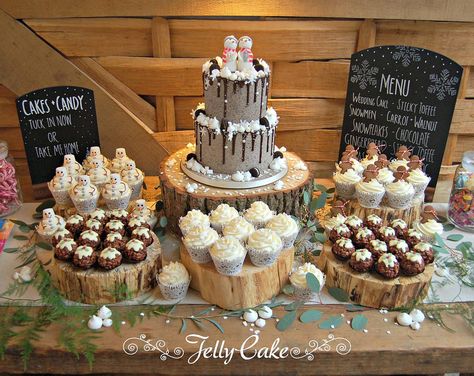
left=355, top=164, right=385, bottom=208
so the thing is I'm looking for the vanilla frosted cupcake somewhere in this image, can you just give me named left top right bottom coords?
left=223, top=216, right=254, bottom=244
left=182, top=225, right=219, bottom=263
left=389, top=159, right=408, bottom=172
left=266, top=213, right=299, bottom=248
left=386, top=167, right=415, bottom=209
left=355, top=178, right=385, bottom=208
left=69, top=175, right=100, bottom=215
left=290, top=262, right=325, bottom=301
left=407, top=168, right=430, bottom=198
left=333, top=168, right=361, bottom=199
left=210, top=236, right=247, bottom=275
left=322, top=213, right=346, bottom=235
left=243, top=201, right=274, bottom=229
left=179, top=209, right=210, bottom=236
left=158, top=261, right=190, bottom=300
left=413, top=219, right=443, bottom=242
left=377, top=167, right=395, bottom=185
left=247, top=228, right=283, bottom=267
left=209, top=203, right=239, bottom=233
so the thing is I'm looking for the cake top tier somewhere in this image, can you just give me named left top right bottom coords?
left=202, top=35, right=270, bottom=82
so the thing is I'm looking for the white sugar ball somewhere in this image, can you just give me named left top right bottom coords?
left=88, top=315, right=103, bottom=330
left=409, top=309, right=425, bottom=323
left=243, top=309, right=258, bottom=323
left=97, top=305, right=112, bottom=320
left=396, top=312, right=413, bottom=327
left=258, top=306, right=273, bottom=319
left=102, top=318, right=113, bottom=327
left=255, top=318, right=266, bottom=328
left=410, top=321, right=421, bottom=331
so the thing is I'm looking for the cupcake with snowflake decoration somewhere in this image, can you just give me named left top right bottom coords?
left=289, top=262, right=325, bottom=302
left=334, top=157, right=362, bottom=199
left=355, top=164, right=385, bottom=208
left=385, top=166, right=415, bottom=209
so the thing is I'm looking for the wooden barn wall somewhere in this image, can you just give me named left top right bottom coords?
left=0, top=1, right=473, bottom=201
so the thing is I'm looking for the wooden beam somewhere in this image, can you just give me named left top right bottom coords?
left=152, top=17, right=176, bottom=132
left=0, top=8, right=167, bottom=176
left=357, top=19, right=376, bottom=51
left=1, top=0, right=474, bottom=22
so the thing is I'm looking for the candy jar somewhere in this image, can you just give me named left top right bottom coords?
left=448, top=151, right=474, bottom=231
left=0, top=140, right=23, bottom=217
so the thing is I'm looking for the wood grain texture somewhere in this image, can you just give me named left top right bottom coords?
left=318, top=242, right=434, bottom=309
left=357, top=19, right=376, bottom=51
left=181, top=245, right=294, bottom=310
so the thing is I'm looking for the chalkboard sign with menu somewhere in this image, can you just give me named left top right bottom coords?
left=339, top=46, right=463, bottom=186
left=16, top=86, right=100, bottom=188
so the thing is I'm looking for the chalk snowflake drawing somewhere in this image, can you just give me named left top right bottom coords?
left=392, top=46, right=421, bottom=67
left=427, top=69, right=459, bottom=100
left=350, top=60, right=379, bottom=90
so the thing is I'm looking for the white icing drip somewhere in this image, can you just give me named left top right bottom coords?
left=354, top=249, right=372, bottom=261
left=80, top=230, right=99, bottom=241
left=76, top=246, right=93, bottom=259
left=58, top=238, right=76, bottom=251
left=379, top=253, right=397, bottom=267
left=106, top=232, right=122, bottom=241
left=107, top=220, right=124, bottom=230
left=100, top=247, right=121, bottom=260
left=66, top=215, right=83, bottom=225
left=126, top=239, right=145, bottom=252
left=133, top=227, right=151, bottom=238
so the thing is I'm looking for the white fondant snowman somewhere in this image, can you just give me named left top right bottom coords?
left=103, top=173, right=130, bottom=199
left=237, top=36, right=253, bottom=72
left=110, top=148, right=131, bottom=173
left=72, top=175, right=98, bottom=198
left=37, top=208, right=65, bottom=236
left=120, top=160, right=143, bottom=183
left=50, top=167, right=74, bottom=190
left=87, top=159, right=110, bottom=186
left=84, top=146, right=109, bottom=170
left=63, top=154, right=83, bottom=177
left=131, top=199, right=157, bottom=228
left=222, top=35, right=238, bottom=72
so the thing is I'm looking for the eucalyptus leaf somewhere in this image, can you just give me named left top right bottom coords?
left=432, top=245, right=449, bottom=255
left=351, top=314, right=368, bottom=331
left=312, top=232, right=326, bottom=244
left=303, top=190, right=311, bottom=205
left=13, top=235, right=28, bottom=241
left=180, top=319, right=187, bottom=334
left=205, top=318, right=224, bottom=334
left=328, top=287, right=349, bottom=302
left=306, top=273, right=321, bottom=293
left=284, top=301, right=303, bottom=311
left=319, top=315, right=343, bottom=329
left=19, top=225, right=31, bottom=233
left=437, top=215, right=448, bottom=223
left=36, top=242, right=53, bottom=250
left=456, top=241, right=472, bottom=253
left=2, top=248, right=18, bottom=254
left=313, top=184, right=328, bottom=193
left=35, top=199, right=55, bottom=213
left=282, top=284, right=295, bottom=296
left=276, top=310, right=297, bottom=331
left=159, top=216, right=168, bottom=228
left=443, top=223, right=455, bottom=232
left=299, top=310, right=322, bottom=323
left=346, top=304, right=366, bottom=312
left=9, top=219, right=28, bottom=227
left=447, top=234, right=464, bottom=242
left=434, top=233, right=446, bottom=247
left=310, top=192, right=328, bottom=212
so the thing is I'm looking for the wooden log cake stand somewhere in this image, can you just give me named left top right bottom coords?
left=317, top=242, right=433, bottom=309
left=160, top=146, right=313, bottom=233
left=36, top=234, right=162, bottom=304
left=180, top=244, right=294, bottom=310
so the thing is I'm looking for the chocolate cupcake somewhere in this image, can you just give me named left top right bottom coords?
left=72, top=245, right=97, bottom=269
left=109, top=208, right=129, bottom=225
left=405, top=228, right=423, bottom=247
left=98, top=247, right=122, bottom=270
left=345, top=215, right=363, bottom=233
left=127, top=216, right=149, bottom=234
left=90, top=208, right=108, bottom=225
left=388, top=238, right=410, bottom=260
left=85, top=218, right=103, bottom=236
left=349, top=249, right=374, bottom=272
left=413, top=242, right=434, bottom=264
left=390, top=219, right=408, bottom=238
left=353, top=227, right=375, bottom=248
left=367, top=239, right=388, bottom=260
left=331, top=238, right=355, bottom=261
left=123, top=239, right=147, bottom=262
left=54, top=238, right=77, bottom=261
left=131, top=226, right=154, bottom=247
left=103, top=232, right=126, bottom=252
left=365, top=214, right=383, bottom=233
left=376, top=253, right=400, bottom=279
left=329, top=223, right=352, bottom=243
left=51, top=228, right=73, bottom=247
left=65, top=214, right=85, bottom=237
left=105, top=219, right=126, bottom=236
left=400, top=251, right=425, bottom=276
left=78, top=230, right=101, bottom=249
left=378, top=226, right=397, bottom=242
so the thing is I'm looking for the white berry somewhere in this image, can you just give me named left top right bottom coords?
left=257, top=306, right=272, bottom=319
left=409, top=309, right=425, bottom=323
left=396, top=312, right=413, bottom=327
left=410, top=321, right=421, bottom=330
left=243, top=309, right=258, bottom=323
left=255, top=318, right=266, bottom=328
left=88, top=315, right=103, bottom=330
left=102, top=318, right=113, bottom=327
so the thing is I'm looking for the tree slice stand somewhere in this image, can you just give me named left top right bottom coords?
left=36, top=234, right=162, bottom=304
left=180, top=244, right=294, bottom=310
left=317, top=242, right=433, bottom=309
left=161, top=146, right=313, bottom=233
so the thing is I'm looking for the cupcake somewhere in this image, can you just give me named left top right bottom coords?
left=102, top=174, right=132, bottom=210
left=345, top=215, right=363, bottom=233
left=72, top=245, right=97, bottom=269
left=407, top=156, right=430, bottom=198
left=158, top=262, right=190, bottom=300
left=120, top=160, right=144, bottom=201
left=98, top=247, right=122, bottom=270
left=400, top=251, right=425, bottom=276
left=388, top=239, right=410, bottom=261
left=266, top=213, right=299, bottom=249
left=378, top=226, right=396, bottom=242
left=78, top=230, right=101, bottom=249
left=333, top=160, right=361, bottom=199
left=355, top=165, right=385, bottom=208
left=90, top=208, right=108, bottom=225
left=85, top=218, right=103, bottom=236
left=289, top=262, right=325, bottom=301
left=87, top=159, right=111, bottom=191
left=69, top=175, right=100, bottom=215
left=222, top=216, right=254, bottom=244
left=127, top=216, right=149, bottom=234
left=322, top=200, right=347, bottom=235
left=389, top=145, right=410, bottom=172
left=376, top=253, right=400, bottom=279
left=340, top=145, right=364, bottom=175
left=47, top=167, right=74, bottom=207
left=246, top=228, right=283, bottom=267
left=331, top=238, right=355, bottom=261
left=329, top=223, right=352, bottom=243
left=51, top=228, right=73, bottom=247
left=123, top=239, right=147, bottom=262
left=405, top=228, right=423, bottom=247
left=105, top=220, right=126, bottom=236
left=54, top=238, right=77, bottom=261
left=65, top=214, right=84, bottom=237
left=365, top=214, right=383, bottom=233
left=385, top=167, right=415, bottom=209
left=179, top=209, right=210, bottom=236
left=360, top=143, right=379, bottom=169
left=413, top=206, right=444, bottom=242
left=390, top=219, right=408, bottom=238
left=182, top=225, right=219, bottom=263
left=367, top=239, right=388, bottom=260
left=349, top=249, right=374, bottom=273
left=210, top=204, right=240, bottom=232
left=375, top=156, right=395, bottom=185
left=82, top=146, right=110, bottom=171
left=353, top=227, right=375, bottom=248
left=243, top=201, right=274, bottom=229
left=210, top=236, right=247, bottom=276
left=109, top=209, right=129, bottom=225
left=103, top=232, right=126, bottom=252
left=413, top=242, right=435, bottom=264
left=131, top=226, right=154, bottom=247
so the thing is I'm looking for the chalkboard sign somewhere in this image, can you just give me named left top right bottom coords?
left=16, top=86, right=100, bottom=185
left=339, top=46, right=463, bottom=186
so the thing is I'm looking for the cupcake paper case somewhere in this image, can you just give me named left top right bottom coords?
left=246, top=228, right=283, bottom=267
left=407, top=169, right=431, bottom=198
left=333, top=168, right=361, bottom=199
left=158, top=262, right=191, bottom=300
left=210, top=236, right=247, bottom=276
left=289, top=262, right=325, bottom=302
left=69, top=175, right=100, bottom=215
left=385, top=180, right=415, bottom=209
left=355, top=179, right=385, bottom=208
left=243, top=201, right=274, bottom=229
left=265, top=213, right=299, bottom=248
left=182, top=225, right=219, bottom=263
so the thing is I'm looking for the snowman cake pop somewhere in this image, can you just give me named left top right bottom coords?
left=47, top=167, right=74, bottom=207
left=237, top=36, right=253, bottom=72
left=63, top=154, right=83, bottom=178
left=110, top=148, right=132, bottom=173
left=69, top=175, right=100, bottom=215
left=36, top=208, right=66, bottom=241
left=130, top=199, right=157, bottom=228
left=87, top=159, right=111, bottom=190
left=102, top=173, right=132, bottom=210
left=83, top=146, right=110, bottom=171
left=120, top=160, right=144, bottom=201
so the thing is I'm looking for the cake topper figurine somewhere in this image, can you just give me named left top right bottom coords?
left=408, top=155, right=423, bottom=170
left=366, top=142, right=380, bottom=159
left=72, top=175, right=97, bottom=197
left=50, top=167, right=73, bottom=190
left=394, top=166, right=410, bottom=182
left=331, top=200, right=348, bottom=217
left=63, top=154, right=83, bottom=177
left=363, top=164, right=379, bottom=182
left=339, top=155, right=354, bottom=173
left=103, top=174, right=129, bottom=198
left=421, top=205, right=439, bottom=223
left=84, top=146, right=109, bottom=170
left=237, top=36, right=253, bottom=72
left=395, top=145, right=411, bottom=160
left=36, top=208, right=65, bottom=240
left=87, top=159, right=110, bottom=187
left=375, top=154, right=390, bottom=169
left=110, top=147, right=131, bottom=173
left=342, top=144, right=359, bottom=160
left=222, top=35, right=238, bottom=72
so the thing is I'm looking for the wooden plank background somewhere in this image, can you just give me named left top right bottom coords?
left=0, top=2, right=473, bottom=201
